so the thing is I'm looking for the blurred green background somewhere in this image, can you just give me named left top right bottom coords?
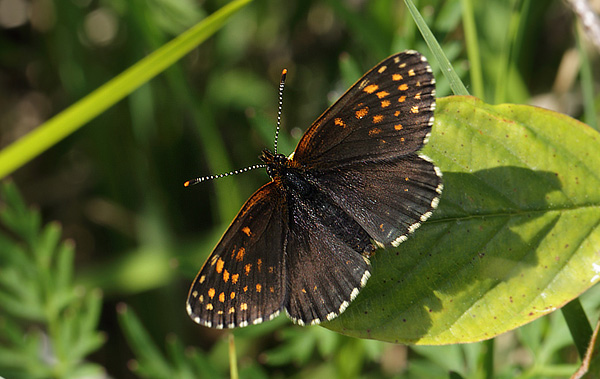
left=1, top=0, right=599, bottom=377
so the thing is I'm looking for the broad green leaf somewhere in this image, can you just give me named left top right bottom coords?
left=325, top=96, right=600, bottom=345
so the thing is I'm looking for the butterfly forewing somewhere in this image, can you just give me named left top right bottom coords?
left=293, top=51, right=435, bottom=168
left=187, top=183, right=287, bottom=328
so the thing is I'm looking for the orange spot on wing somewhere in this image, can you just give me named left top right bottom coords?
left=257, top=258, right=262, bottom=271
left=376, top=90, right=389, bottom=99
left=208, top=288, right=216, bottom=299
left=355, top=107, right=369, bottom=119
left=410, top=106, right=419, bottom=113
left=398, top=84, right=408, bottom=91
left=244, top=263, right=252, bottom=275
left=372, top=115, right=384, bottom=123
left=334, top=118, right=347, bottom=128
left=216, top=258, right=224, bottom=273
left=241, top=226, right=252, bottom=236
left=219, top=292, right=225, bottom=302
left=232, top=274, right=239, bottom=284
left=369, top=128, right=382, bottom=136
left=398, top=96, right=406, bottom=103
left=240, top=303, right=248, bottom=310
left=256, top=284, right=262, bottom=292
left=364, top=84, right=379, bottom=93
left=236, top=247, right=245, bottom=261
left=381, top=100, right=390, bottom=108
left=206, top=303, right=213, bottom=310
left=230, top=292, right=235, bottom=299
left=392, top=73, right=403, bottom=81
left=223, top=269, right=229, bottom=282
left=395, top=124, right=403, bottom=130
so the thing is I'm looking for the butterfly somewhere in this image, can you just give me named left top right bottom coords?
left=186, top=51, right=442, bottom=329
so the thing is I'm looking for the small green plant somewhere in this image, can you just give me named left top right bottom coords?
left=0, top=181, right=104, bottom=378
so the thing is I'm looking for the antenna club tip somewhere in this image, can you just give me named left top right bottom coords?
left=280, top=69, right=287, bottom=83
left=183, top=181, right=190, bottom=187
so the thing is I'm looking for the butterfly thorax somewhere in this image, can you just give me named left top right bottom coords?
left=261, top=149, right=315, bottom=196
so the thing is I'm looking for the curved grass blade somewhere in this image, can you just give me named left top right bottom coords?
left=0, top=0, right=252, bottom=179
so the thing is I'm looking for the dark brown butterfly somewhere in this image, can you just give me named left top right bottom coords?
left=186, top=51, right=442, bottom=328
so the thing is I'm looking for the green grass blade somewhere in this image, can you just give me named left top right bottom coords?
left=562, top=298, right=593, bottom=359
left=404, top=0, right=469, bottom=96
left=577, top=27, right=598, bottom=130
left=0, top=0, right=252, bottom=180
left=460, top=0, right=484, bottom=99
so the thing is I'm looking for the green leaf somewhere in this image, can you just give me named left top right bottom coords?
left=325, top=96, right=600, bottom=344
left=0, top=0, right=252, bottom=179
left=117, top=303, right=172, bottom=378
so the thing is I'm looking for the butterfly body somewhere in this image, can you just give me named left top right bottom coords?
left=187, top=51, right=442, bottom=329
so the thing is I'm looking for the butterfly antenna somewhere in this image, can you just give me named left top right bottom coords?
left=184, top=163, right=266, bottom=187
left=273, top=68, right=287, bottom=155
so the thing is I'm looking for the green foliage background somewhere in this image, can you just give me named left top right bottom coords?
left=0, top=0, right=599, bottom=377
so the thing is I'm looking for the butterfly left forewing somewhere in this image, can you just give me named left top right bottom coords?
left=187, top=183, right=287, bottom=328
left=292, top=51, right=435, bottom=168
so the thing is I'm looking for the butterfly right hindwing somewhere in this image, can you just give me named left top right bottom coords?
left=282, top=174, right=373, bottom=325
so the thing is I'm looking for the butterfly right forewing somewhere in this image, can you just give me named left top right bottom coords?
left=186, top=183, right=287, bottom=328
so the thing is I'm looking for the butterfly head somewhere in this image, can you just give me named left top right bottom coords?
left=260, top=149, right=289, bottom=180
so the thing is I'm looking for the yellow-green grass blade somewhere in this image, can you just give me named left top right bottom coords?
left=0, top=0, right=252, bottom=179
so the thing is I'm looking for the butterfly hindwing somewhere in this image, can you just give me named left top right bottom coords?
left=293, top=51, right=435, bottom=168
left=186, top=183, right=287, bottom=328
left=311, top=154, right=443, bottom=248
left=283, top=183, right=372, bottom=325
